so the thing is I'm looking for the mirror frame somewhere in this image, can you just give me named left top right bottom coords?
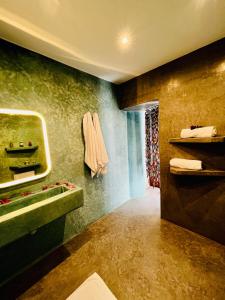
left=0, top=108, right=51, bottom=189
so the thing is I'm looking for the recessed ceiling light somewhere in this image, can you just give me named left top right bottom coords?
left=121, top=36, right=129, bottom=45
left=118, top=31, right=132, bottom=50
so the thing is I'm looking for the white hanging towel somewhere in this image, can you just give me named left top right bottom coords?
left=83, top=112, right=98, bottom=178
left=93, top=113, right=109, bottom=176
left=83, top=112, right=109, bottom=178
left=170, top=158, right=202, bottom=170
left=180, top=126, right=217, bottom=138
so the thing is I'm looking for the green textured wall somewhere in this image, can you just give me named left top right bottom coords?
left=0, top=40, right=130, bottom=283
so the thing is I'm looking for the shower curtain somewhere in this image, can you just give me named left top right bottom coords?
left=145, top=105, right=160, bottom=188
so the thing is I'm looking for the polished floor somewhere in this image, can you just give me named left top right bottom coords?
left=2, top=188, right=225, bottom=299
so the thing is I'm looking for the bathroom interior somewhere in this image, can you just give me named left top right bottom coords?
left=0, top=1, right=225, bottom=299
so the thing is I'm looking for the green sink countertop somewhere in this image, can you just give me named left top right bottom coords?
left=0, top=185, right=83, bottom=248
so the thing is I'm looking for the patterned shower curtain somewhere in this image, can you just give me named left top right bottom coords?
left=145, top=105, right=160, bottom=188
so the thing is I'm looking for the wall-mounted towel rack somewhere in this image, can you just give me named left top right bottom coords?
left=170, top=167, right=225, bottom=176
left=169, top=136, right=225, bottom=143
left=169, top=135, right=225, bottom=176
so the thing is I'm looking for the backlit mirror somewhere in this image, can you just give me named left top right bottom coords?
left=0, top=109, right=51, bottom=189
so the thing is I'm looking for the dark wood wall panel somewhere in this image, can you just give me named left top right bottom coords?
left=118, top=39, right=225, bottom=244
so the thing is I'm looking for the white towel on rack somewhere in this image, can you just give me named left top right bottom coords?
left=170, top=158, right=202, bottom=170
left=83, top=112, right=109, bottom=178
left=83, top=112, right=98, bottom=178
left=180, top=126, right=217, bottom=138
left=93, top=113, right=109, bottom=176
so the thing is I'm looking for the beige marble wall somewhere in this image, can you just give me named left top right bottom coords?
left=119, top=39, right=225, bottom=244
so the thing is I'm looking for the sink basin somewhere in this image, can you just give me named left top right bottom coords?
left=0, top=184, right=83, bottom=247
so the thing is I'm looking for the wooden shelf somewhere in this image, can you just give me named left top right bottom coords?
left=170, top=167, right=225, bottom=176
left=169, top=136, right=225, bottom=144
left=10, top=163, right=41, bottom=171
left=5, top=146, right=38, bottom=153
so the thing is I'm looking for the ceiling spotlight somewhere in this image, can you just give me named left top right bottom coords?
left=118, top=31, right=132, bottom=50
left=121, top=36, right=129, bottom=45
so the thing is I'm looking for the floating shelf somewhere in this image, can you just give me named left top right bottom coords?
left=169, top=136, right=225, bottom=144
left=10, top=163, right=41, bottom=171
left=170, top=167, right=225, bottom=176
left=5, top=146, right=38, bottom=153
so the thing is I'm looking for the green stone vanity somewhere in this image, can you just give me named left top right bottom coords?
left=0, top=184, right=83, bottom=248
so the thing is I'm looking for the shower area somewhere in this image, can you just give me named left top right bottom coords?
left=126, top=101, right=160, bottom=202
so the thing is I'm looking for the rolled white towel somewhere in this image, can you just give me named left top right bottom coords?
left=180, top=126, right=217, bottom=138
left=170, top=158, right=202, bottom=170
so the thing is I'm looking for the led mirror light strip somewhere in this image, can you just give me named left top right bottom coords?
left=0, top=108, right=52, bottom=189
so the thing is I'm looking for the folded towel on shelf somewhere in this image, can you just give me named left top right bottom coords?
left=180, top=126, right=217, bottom=138
left=170, top=158, right=202, bottom=170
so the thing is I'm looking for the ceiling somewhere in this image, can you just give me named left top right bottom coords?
left=0, top=0, right=225, bottom=83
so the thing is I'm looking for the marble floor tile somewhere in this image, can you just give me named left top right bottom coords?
left=2, top=188, right=225, bottom=300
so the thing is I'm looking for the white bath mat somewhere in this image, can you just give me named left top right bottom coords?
left=66, top=272, right=117, bottom=300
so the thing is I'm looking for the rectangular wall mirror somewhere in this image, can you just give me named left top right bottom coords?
left=0, top=109, right=51, bottom=189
